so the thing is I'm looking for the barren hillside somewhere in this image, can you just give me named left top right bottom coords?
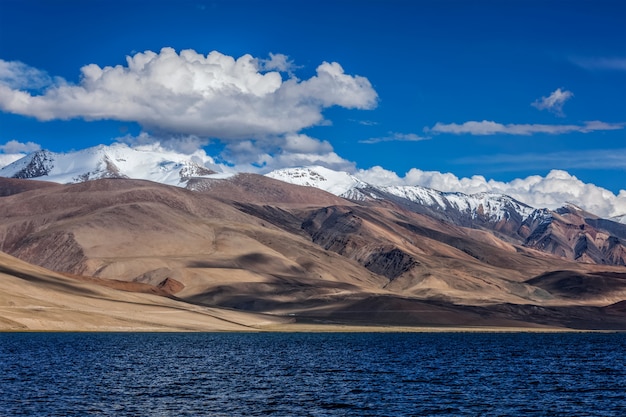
left=2, top=176, right=626, bottom=330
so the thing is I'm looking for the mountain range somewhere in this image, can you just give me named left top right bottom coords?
left=4, top=145, right=625, bottom=266
left=1, top=144, right=626, bottom=330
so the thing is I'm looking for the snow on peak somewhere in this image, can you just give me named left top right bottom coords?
left=4, top=150, right=55, bottom=179
left=443, top=191, right=537, bottom=221
left=382, top=185, right=536, bottom=221
left=266, top=165, right=539, bottom=223
left=4, top=145, right=616, bottom=226
left=0, top=143, right=220, bottom=186
left=265, top=166, right=370, bottom=199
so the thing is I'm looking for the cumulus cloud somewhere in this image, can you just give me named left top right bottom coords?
left=116, top=131, right=353, bottom=174
left=359, top=132, right=429, bottom=144
left=258, top=53, right=299, bottom=76
left=282, top=133, right=334, bottom=154
left=0, top=139, right=41, bottom=154
left=290, top=61, right=378, bottom=109
left=0, top=60, right=55, bottom=90
left=355, top=166, right=626, bottom=218
left=531, top=88, right=573, bottom=117
left=0, top=140, right=41, bottom=169
left=261, top=150, right=356, bottom=173
left=110, top=140, right=220, bottom=173
left=428, top=120, right=624, bottom=135
left=354, top=165, right=404, bottom=186
left=216, top=132, right=355, bottom=173
left=0, top=153, right=26, bottom=169
left=0, top=48, right=377, bottom=140
left=116, top=132, right=209, bottom=154
left=221, top=144, right=355, bottom=174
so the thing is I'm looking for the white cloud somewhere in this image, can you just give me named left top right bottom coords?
left=0, top=139, right=41, bottom=154
left=0, top=153, right=26, bottom=169
left=112, top=140, right=220, bottom=173
left=359, top=132, right=429, bottom=144
left=116, top=132, right=209, bottom=154
left=216, top=132, right=355, bottom=173
left=0, top=48, right=377, bottom=139
left=356, top=165, right=404, bottom=186
left=0, top=140, right=43, bottom=169
left=282, top=133, right=334, bottom=154
left=355, top=167, right=626, bottom=218
left=0, top=60, right=55, bottom=90
left=258, top=53, right=299, bottom=76
left=261, top=151, right=356, bottom=173
left=116, top=131, right=353, bottom=174
left=531, top=88, right=573, bottom=117
left=428, top=120, right=624, bottom=135
left=287, top=61, right=377, bottom=109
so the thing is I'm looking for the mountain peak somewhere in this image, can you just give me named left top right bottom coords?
left=556, top=203, right=600, bottom=219
left=265, top=166, right=370, bottom=199
left=0, top=143, right=220, bottom=186
left=9, top=150, right=55, bottom=179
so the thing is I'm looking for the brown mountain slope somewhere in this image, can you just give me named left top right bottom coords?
left=524, top=206, right=626, bottom=265
left=188, top=174, right=351, bottom=207
left=0, top=177, right=60, bottom=197
left=0, top=178, right=389, bottom=311
left=248, top=200, right=622, bottom=305
left=0, top=250, right=287, bottom=331
left=378, top=185, right=626, bottom=266
left=526, top=270, right=626, bottom=303
left=1, top=176, right=626, bottom=329
left=189, top=174, right=626, bottom=308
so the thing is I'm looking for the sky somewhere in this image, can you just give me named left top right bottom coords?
left=0, top=0, right=625, bottom=216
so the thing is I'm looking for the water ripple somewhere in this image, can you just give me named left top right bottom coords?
left=1, top=332, right=625, bottom=416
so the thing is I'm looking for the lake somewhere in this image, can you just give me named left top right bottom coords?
left=1, top=332, right=625, bottom=416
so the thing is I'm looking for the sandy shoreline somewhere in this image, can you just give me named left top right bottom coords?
left=255, top=323, right=619, bottom=333
left=2, top=322, right=618, bottom=333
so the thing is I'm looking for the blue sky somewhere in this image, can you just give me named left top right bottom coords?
left=0, top=0, right=625, bottom=207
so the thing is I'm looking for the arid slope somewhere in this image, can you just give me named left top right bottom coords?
left=0, top=250, right=288, bottom=331
left=1, top=176, right=626, bottom=329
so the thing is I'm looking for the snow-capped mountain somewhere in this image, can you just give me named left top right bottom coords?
left=2, top=150, right=625, bottom=266
left=381, top=187, right=538, bottom=222
left=0, top=143, right=223, bottom=186
left=266, top=166, right=540, bottom=225
left=2, top=145, right=623, bottom=241
left=265, top=166, right=374, bottom=200
left=265, top=166, right=626, bottom=264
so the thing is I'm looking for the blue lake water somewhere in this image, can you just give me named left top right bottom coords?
left=1, top=332, right=625, bottom=416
